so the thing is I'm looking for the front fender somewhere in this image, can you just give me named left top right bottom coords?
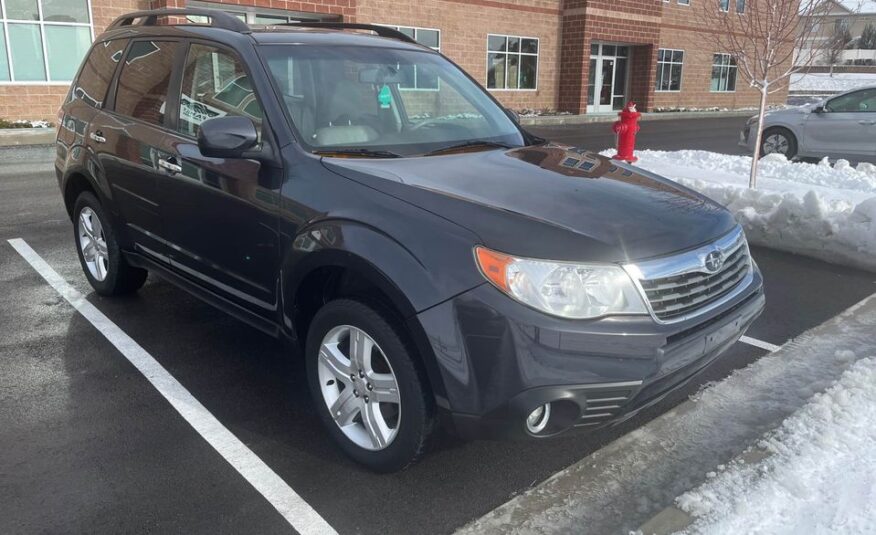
left=284, top=218, right=482, bottom=317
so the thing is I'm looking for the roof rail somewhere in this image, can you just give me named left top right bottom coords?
left=108, top=8, right=250, bottom=33
left=276, top=22, right=417, bottom=44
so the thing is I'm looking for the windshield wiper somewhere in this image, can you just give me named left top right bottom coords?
left=313, top=148, right=403, bottom=159
left=423, top=140, right=516, bottom=156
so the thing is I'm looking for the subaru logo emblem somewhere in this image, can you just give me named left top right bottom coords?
left=704, top=250, right=724, bottom=273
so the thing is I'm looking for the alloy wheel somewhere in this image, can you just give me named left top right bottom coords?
left=762, top=133, right=790, bottom=156
left=78, top=207, right=109, bottom=281
left=317, top=325, right=401, bottom=451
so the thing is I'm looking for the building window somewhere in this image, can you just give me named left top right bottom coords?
left=711, top=53, right=738, bottom=92
left=656, top=49, right=684, bottom=92
left=0, top=0, right=94, bottom=83
left=487, top=34, right=539, bottom=90
left=678, top=0, right=690, bottom=5
left=719, top=0, right=730, bottom=11
left=736, top=0, right=746, bottom=13
left=380, top=25, right=440, bottom=90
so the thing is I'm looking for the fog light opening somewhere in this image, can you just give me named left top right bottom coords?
left=525, top=403, right=552, bottom=435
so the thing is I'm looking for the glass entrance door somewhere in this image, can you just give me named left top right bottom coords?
left=587, top=43, right=629, bottom=114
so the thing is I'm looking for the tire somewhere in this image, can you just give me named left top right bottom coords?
left=305, top=299, right=434, bottom=472
left=73, top=191, right=148, bottom=296
left=760, top=127, right=798, bottom=159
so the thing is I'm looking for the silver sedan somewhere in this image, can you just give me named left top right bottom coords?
left=741, top=86, right=876, bottom=163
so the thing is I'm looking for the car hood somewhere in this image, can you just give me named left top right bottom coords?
left=322, top=144, right=737, bottom=263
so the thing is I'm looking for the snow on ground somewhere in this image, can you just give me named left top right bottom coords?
left=676, top=356, right=876, bottom=534
left=608, top=149, right=876, bottom=272
left=790, top=73, right=876, bottom=93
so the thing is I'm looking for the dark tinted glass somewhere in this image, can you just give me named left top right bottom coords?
left=70, top=38, right=128, bottom=108
left=115, top=41, right=179, bottom=126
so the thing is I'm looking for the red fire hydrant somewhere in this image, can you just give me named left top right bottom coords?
left=612, top=101, right=641, bottom=163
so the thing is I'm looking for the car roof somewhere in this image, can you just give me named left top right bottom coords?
left=98, top=23, right=430, bottom=53
left=248, top=27, right=428, bottom=50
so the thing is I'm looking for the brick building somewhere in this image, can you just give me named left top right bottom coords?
left=0, top=0, right=789, bottom=122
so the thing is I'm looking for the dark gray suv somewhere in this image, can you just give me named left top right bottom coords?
left=56, top=8, right=765, bottom=472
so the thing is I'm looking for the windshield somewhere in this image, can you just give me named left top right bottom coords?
left=259, top=44, right=526, bottom=157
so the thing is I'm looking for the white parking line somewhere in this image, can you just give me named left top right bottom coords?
left=7, top=238, right=337, bottom=535
left=739, top=335, right=782, bottom=352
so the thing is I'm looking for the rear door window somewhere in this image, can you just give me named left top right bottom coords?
left=114, top=41, right=180, bottom=126
left=177, top=44, right=263, bottom=138
left=70, top=38, right=129, bottom=108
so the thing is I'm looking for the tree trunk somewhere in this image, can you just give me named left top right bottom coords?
left=749, top=86, right=770, bottom=189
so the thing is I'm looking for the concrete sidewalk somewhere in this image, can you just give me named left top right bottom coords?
left=0, top=128, right=56, bottom=147
left=519, top=109, right=755, bottom=127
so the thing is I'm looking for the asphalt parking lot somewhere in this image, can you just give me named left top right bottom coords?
left=1, top=122, right=874, bottom=534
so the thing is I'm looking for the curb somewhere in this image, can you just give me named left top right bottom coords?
left=520, top=110, right=754, bottom=127
left=637, top=448, right=772, bottom=535
left=0, top=128, right=56, bottom=147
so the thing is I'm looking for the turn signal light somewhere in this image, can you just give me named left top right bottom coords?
left=474, top=246, right=512, bottom=291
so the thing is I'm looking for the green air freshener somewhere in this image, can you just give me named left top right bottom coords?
left=378, top=84, right=392, bottom=109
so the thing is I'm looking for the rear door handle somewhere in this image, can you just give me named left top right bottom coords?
left=89, top=131, right=106, bottom=143
left=158, top=157, right=182, bottom=174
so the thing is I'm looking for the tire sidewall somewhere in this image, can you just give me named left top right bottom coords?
left=305, top=300, right=431, bottom=472
left=73, top=192, right=125, bottom=295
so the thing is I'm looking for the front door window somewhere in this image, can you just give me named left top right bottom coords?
left=587, top=43, right=629, bottom=114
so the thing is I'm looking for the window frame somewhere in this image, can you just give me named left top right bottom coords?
left=485, top=33, right=540, bottom=92
left=378, top=24, right=441, bottom=92
left=710, top=52, right=738, bottom=93
left=655, top=48, right=684, bottom=93
left=0, top=0, right=95, bottom=84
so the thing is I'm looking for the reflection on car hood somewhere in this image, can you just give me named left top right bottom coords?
left=322, top=144, right=737, bottom=263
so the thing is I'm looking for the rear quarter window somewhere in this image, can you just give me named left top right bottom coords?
left=70, top=39, right=130, bottom=109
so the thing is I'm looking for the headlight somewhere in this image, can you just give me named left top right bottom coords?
left=474, top=247, right=647, bottom=319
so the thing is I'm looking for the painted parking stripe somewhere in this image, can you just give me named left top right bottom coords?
left=739, top=335, right=782, bottom=352
left=7, top=238, right=337, bottom=535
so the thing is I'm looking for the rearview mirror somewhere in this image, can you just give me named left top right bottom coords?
left=198, top=116, right=259, bottom=159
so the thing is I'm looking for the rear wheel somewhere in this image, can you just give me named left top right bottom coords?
left=73, top=192, right=147, bottom=296
left=306, top=299, right=434, bottom=472
left=760, top=127, right=797, bottom=159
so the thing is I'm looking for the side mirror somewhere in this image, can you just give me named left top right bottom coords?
left=813, top=105, right=826, bottom=114
left=505, top=107, right=521, bottom=123
left=198, top=116, right=259, bottom=159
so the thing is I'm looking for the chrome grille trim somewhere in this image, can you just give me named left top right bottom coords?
left=623, top=226, right=753, bottom=325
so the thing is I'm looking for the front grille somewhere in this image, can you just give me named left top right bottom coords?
left=630, top=228, right=752, bottom=323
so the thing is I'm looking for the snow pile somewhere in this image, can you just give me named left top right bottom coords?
left=790, top=73, right=876, bottom=93
left=676, top=356, right=876, bottom=534
left=616, top=149, right=876, bottom=272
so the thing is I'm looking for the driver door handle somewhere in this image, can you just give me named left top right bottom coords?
left=158, top=157, right=182, bottom=174
left=89, top=131, right=106, bottom=143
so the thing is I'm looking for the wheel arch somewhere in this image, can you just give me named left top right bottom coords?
left=283, top=220, right=464, bottom=405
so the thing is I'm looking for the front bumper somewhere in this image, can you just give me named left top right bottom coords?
left=418, top=268, right=765, bottom=440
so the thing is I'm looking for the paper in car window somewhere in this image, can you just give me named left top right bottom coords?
left=180, top=94, right=227, bottom=126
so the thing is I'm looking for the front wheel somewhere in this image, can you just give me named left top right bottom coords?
left=305, top=299, right=434, bottom=472
left=73, top=191, right=147, bottom=296
left=760, top=127, right=797, bottom=159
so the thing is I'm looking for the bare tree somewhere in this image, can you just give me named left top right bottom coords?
left=694, top=0, right=836, bottom=188
left=826, top=25, right=853, bottom=66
